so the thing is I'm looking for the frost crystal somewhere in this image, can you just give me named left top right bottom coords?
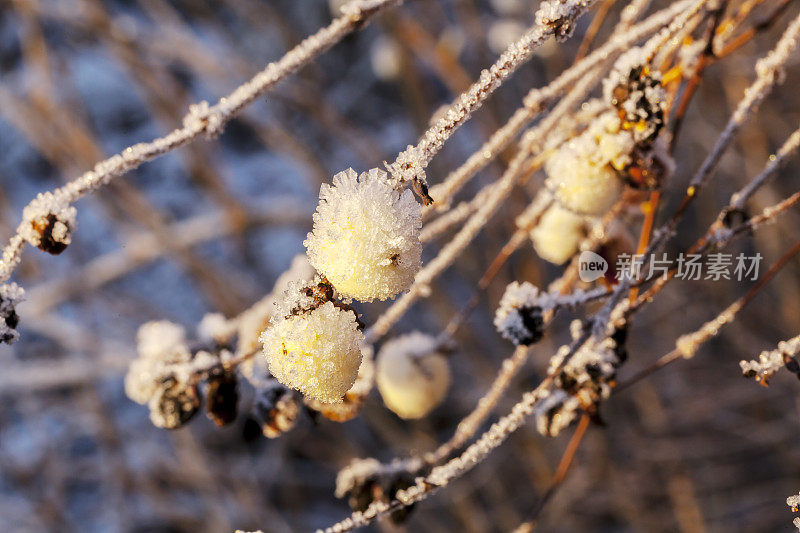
left=0, top=282, right=24, bottom=345
left=261, top=284, right=364, bottom=403
left=535, top=0, right=592, bottom=41
left=740, top=334, right=800, bottom=385
left=19, top=191, right=77, bottom=255
left=788, top=492, right=800, bottom=531
left=530, top=203, right=587, bottom=264
left=376, top=332, right=450, bottom=419
left=544, top=112, right=629, bottom=215
left=304, top=168, right=422, bottom=302
left=494, top=281, right=546, bottom=346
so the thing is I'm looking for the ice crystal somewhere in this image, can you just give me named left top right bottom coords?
left=530, top=203, right=587, bottom=264
left=305, top=168, right=422, bottom=302
left=0, top=282, right=24, bottom=345
left=494, top=281, right=546, bottom=346
left=261, top=292, right=364, bottom=403
left=376, top=332, right=450, bottom=419
left=535, top=0, right=593, bottom=41
left=740, top=334, right=800, bottom=385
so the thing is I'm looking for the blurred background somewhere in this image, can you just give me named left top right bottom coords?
left=1, top=0, right=799, bottom=531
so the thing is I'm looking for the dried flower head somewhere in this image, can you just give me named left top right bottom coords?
left=530, top=203, right=587, bottom=264
left=335, top=457, right=417, bottom=524
left=205, top=371, right=239, bottom=427
left=604, top=48, right=666, bottom=146
left=20, top=192, right=77, bottom=255
left=261, top=279, right=364, bottom=403
left=376, top=332, right=450, bottom=419
left=148, top=381, right=201, bottom=429
left=253, top=380, right=300, bottom=438
left=304, top=168, right=422, bottom=302
left=0, top=282, right=24, bottom=345
left=494, top=281, right=546, bottom=345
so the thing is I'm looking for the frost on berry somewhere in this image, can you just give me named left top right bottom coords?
left=261, top=279, right=364, bottom=403
left=530, top=203, right=587, bottom=265
left=20, top=191, right=77, bottom=255
left=237, top=255, right=315, bottom=381
left=0, top=282, right=24, bottom=345
left=304, top=168, right=422, bottom=302
left=124, top=321, right=192, bottom=407
left=376, top=332, right=450, bottom=419
left=544, top=111, right=631, bottom=215
left=494, top=281, right=546, bottom=346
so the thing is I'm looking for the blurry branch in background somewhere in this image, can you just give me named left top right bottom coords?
left=0, top=0, right=400, bottom=298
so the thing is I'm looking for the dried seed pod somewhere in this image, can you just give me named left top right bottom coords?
left=0, top=283, right=24, bottom=345
left=20, top=192, right=77, bottom=255
left=253, top=381, right=299, bottom=438
left=604, top=51, right=666, bottom=147
left=494, top=282, right=546, bottom=346
left=206, top=371, right=239, bottom=427
left=148, top=382, right=200, bottom=429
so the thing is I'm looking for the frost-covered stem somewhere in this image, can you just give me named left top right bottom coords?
left=325, top=331, right=600, bottom=532
left=620, top=239, right=800, bottom=390
left=424, top=345, right=530, bottom=465
left=687, top=9, right=800, bottom=193
left=714, top=191, right=800, bottom=244
left=729, top=123, right=800, bottom=210
left=426, top=0, right=699, bottom=210
left=0, top=0, right=398, bottom=285
left=22, top=198, right=311, bottom=315
left=367, top=72, right=599, bottom=343
left=320, top=384, right=553, bottom=532
left=612, top=0, right=652, bottom=35
left=387, top=0, right=599, bottom=187
left=420, top=186, right=493, bottom=242
left=604, top=12, right=800, bottom=331
left=740, top=333, right=800, bottom=383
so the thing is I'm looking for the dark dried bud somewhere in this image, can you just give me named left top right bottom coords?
left=253, top=381, right=299, bottom=438
left=721, top=207, right=749, bottom=230
left=0, top=283, right=24, bottom=345
left=149, top=383, right=200, bottom=429
left=206, top=371, right=239, bottom=427
left=516, top=305, right=544, bottom=346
